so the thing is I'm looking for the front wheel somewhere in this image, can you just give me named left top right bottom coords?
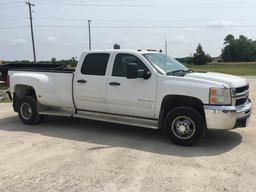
left=164, top=106, right=206, bottom=146
left=18, top=96, right=43, bottom=125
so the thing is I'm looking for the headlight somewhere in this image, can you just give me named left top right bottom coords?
left=209, top=88, right=231, bottom=105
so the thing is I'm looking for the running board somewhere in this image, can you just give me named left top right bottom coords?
left=39, top=107, right=74, bottom=117
left=75, top=110, right=158, bottom=129
left=39, top=108, right=158, bottom=129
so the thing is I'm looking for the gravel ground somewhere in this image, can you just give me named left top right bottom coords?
left=0, top=77, right=255, bottom=192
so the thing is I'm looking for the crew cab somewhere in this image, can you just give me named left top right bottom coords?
left=7, top=50, right=252, bottom=146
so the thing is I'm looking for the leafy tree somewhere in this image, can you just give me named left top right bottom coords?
left=7, top=58, right=78, bottom=68
left=224, top=34, right=235, bottom=45
left=51, top=58, right=56, bottom=64
left=222, top=34, right=256, bottom=62
left=192, top=44, right=212, bottom=65
left=176, top=57, right=193, bottom=64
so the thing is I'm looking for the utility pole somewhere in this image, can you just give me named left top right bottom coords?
left=25, top=1, right=36, bottom=63
left=88, top=19, right=92, bottom=50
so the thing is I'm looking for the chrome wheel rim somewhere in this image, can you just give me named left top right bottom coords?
left=171, top=116, right=196, bottom=140
left=20, top=103, right=32, bottom=120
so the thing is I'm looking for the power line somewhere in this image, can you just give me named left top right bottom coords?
left=0, top=1, right=23, bottom=6
left=0, top=25, right=28, bottom=30
left=36, top=1, right=256, bottom=5
left=2, top=24, right=256, bottom=31
left=33, top=17, right=256, bottom=22
left=0, top=5, right=24, bottom=10
left=83, top=25, right=256, bottom=29
left=0, top=18, right=27, bottom=22
left=37, top=2, right=256, bottom=8
left=32, top=24, right=256, bottom=29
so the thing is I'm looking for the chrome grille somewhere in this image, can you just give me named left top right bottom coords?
left=232, top=85, right=249, bottom=106
left=235, top=85, right=249, bottom=94
left=235, top=98, right=247, bottom=106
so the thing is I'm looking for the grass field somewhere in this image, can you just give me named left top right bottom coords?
left=186, top=63, right=256, bottom=75
left=0, top=98, right=11, bottom=103
left=0, top=83, right=8, bottom=90
left=0, top=84, right=10, bottom=103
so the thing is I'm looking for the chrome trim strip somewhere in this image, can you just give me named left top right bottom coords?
left=204, top=99, right=251, bottom=113
left=232, top=90, right=249, bottom=98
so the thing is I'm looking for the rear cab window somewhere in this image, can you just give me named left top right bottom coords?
left=81, top=53, right=110, bottom=76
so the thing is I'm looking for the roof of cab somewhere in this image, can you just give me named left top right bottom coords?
left=83, top=49, right=163, bottom=55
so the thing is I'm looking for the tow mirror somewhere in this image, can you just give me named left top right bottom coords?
left=126, top=63, right=139, bottom=79
left=126, top=63, right=151, bottom=80
left=142, top=70, right=151, bottom=80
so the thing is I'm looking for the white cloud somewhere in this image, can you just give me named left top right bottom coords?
left=105, top=39, right=114, bottom=44
left=168, top=35, right=186, bottom=44
left=60, top=42, right=71, bottom=46
left=11, top=38, right=28, bottom=46
left=121, top=36, right=131, bottom=43
left=206, top=20, right=237, bottom=28
left=184, top=27, right=193, bottom=32
left=46, top=36, right=58, bottom=44
left=204, top=35, right=215, bottom=42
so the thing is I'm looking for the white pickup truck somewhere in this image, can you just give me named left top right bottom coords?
left=8, top=50, right=251, bottom=145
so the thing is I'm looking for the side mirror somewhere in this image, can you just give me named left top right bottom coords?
left=126, top=63, right=151, bottom=80
left=142, top=70, right=151, bottom=80
left=126, top=63, right=139, bottom=79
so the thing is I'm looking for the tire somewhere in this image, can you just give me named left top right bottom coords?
left=164, top=106, right=206, bottom=146
left=18, top=96, right=43, bottom=125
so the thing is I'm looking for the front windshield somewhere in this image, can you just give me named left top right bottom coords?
left=143, top=53, right=189, bottom=75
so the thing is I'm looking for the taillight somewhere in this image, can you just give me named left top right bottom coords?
left=6, top=75, right=10, bottom=87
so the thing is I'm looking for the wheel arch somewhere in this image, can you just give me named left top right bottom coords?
left=158, top=95, right=206, bottom=129
left=13, top=84, right=37, bottom=112
left=14, top=84, right=37, bottom=98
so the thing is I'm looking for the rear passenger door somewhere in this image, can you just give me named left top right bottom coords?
left=106, top=53, right=156, bottom=118
left=74, top=53, right=110, bottom=112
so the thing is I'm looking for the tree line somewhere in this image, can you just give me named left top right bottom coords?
left=2, top=34, right=256, bottom=66
left=177, top=34, right=256, bottom=65
left=2, top=57, right=78, bottom=68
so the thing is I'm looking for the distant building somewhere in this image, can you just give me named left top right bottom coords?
left=212, top=56, right=223, bottom=63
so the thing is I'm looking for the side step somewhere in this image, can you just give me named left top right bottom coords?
left=39, top=107, right=74, bottom=117
left=75, top=110, right=158, bottom=129
left=39, top=108, right=158, bottom=129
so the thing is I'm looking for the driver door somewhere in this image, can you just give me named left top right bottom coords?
left=106, top=53, right=156, bottom=118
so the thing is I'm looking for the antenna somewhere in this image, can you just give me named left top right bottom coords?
left=88, top=19, right=92, bottom=50
left=164, top=36, right=168, bottom=55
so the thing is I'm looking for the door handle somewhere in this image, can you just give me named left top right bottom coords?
left=109, top=82, right=121, bottom=86
left=77, top=79, right=87, bottom=83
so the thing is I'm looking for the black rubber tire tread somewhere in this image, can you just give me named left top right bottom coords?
left=164, top=106, right=206, bottom=146
left=18, top=96, right=42, bottom=125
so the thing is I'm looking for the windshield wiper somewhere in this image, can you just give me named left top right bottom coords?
left=167, top=69, right=193, bottom=75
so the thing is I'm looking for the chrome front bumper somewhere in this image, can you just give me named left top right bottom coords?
left=204, top=99, right=252, bottom=130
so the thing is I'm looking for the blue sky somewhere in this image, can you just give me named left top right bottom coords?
left=0, top=0, right=256, bottom=61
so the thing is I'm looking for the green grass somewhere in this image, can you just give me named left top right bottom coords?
left=186, top=63, right=256, bottom=75
left=0, top=83, right=8, bottom=90
left=0, top=98, right=11, bottom=103
left=0, top=83, right=10, bottom=103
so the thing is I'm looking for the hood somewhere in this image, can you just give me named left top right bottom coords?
left=185, top=72, right=248, bottom=88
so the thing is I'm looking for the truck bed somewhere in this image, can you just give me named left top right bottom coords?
left=0, top=63, right=74, bottom=82
left=8, top=70, right=75, bottom=109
